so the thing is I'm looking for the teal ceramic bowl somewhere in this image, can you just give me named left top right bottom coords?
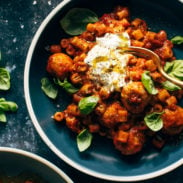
left=24, top=0, right=183, bottom=181
left=0, top=147, right=73, bottom=183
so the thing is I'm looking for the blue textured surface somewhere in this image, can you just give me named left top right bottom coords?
left=1, top=0, right=183, bottom=182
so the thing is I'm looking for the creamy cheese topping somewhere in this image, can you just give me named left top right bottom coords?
left=84, top=32, right=131, bottom=92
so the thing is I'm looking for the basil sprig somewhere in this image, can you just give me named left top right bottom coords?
left=54, top=78, right=79, bottom=94
left=60, top=8, right=98, bottom=35
left=41, top=77, right=79, bottom=99
left=144, top=111, right=164, bottom=132
left=0, top=99, right=18, bottom=112
left=0, top=98, right=18, bottom=122
left=41, top=77, right=58, bottom=99
left=78, top=95, right=99, bottom=115
left=0, top=111, right=6, bottom=122
left=77, top=129, right=93, bottom=152
left=0, top=51, right=10, bottom=90
left=171, top=36, right=183, bottom=45
left=161, top=80, right=181, bottom=91
left=0, top=68, right=10, bottom=90
left=141, top=71, right=158, bottom=95
left=0, top=52, right=18, bottom=122
left=164, top=60, right=183, bottom=80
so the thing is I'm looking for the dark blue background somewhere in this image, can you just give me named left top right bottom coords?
left=1, top=0, right=183, bottom=182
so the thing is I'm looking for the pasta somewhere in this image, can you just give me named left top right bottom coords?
left=45, top=6, right=183, bottom=155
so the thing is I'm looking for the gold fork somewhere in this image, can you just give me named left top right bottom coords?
left=123, top=46, right=183, bottom=87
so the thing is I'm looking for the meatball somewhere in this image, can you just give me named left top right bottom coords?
left=113, top=128, right=145, bottom=155
left=162, top=106, right=183, bottom=135
left=101, top=102, right=128, bottom=128
left=121, top=82, right=150, bottom=113
left=154, top=40, right=173, bottom=60
left=46, top=53, right=73, bottom=79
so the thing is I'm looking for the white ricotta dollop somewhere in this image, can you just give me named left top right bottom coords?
left=84, top=32, right=131, bottom=92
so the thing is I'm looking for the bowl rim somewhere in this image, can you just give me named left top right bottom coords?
left=24, top=0, right=183, bottom=181
left=0, top=147, right=73, bottom=183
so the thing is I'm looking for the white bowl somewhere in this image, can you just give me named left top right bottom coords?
left=0, top=147, right=73, bottom=183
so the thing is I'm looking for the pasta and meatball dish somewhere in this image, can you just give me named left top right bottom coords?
left=44, top=6, right=183, bottom=155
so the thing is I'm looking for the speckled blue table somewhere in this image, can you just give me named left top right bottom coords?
left=1, top=0, right=183, bottom=182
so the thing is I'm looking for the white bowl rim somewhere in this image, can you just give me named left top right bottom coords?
left=24, top=0, right=183, bottom=181
left=0, top=147, right=73, bottom=183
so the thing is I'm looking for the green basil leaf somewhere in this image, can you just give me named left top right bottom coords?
left=77, top=129, right=93, bottom=152
left=164, top=60, right=183, bottom=80
left=144, top=111, right=164, bottom=132
left=0, top=68, right=10, bottom=90
left=164, top=62, right=173, bottom=73
left=171, top=36, right=183, bottom=45
left=60, top=8, right=98, bottom=35
left=78, top=95, right=99, bottom=115
left=0, top=98, right=5, bottom=102
left=141, top=71, right=158, bottom=95
left=41, top=77, right=58, bottom=99
left=54, top=78, right=79, bottom=94
left=162, top=81, right=181, bottom=91
left=0, top=101, right=18, bottom=112
left=0, top=111, right=6, bottom=123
